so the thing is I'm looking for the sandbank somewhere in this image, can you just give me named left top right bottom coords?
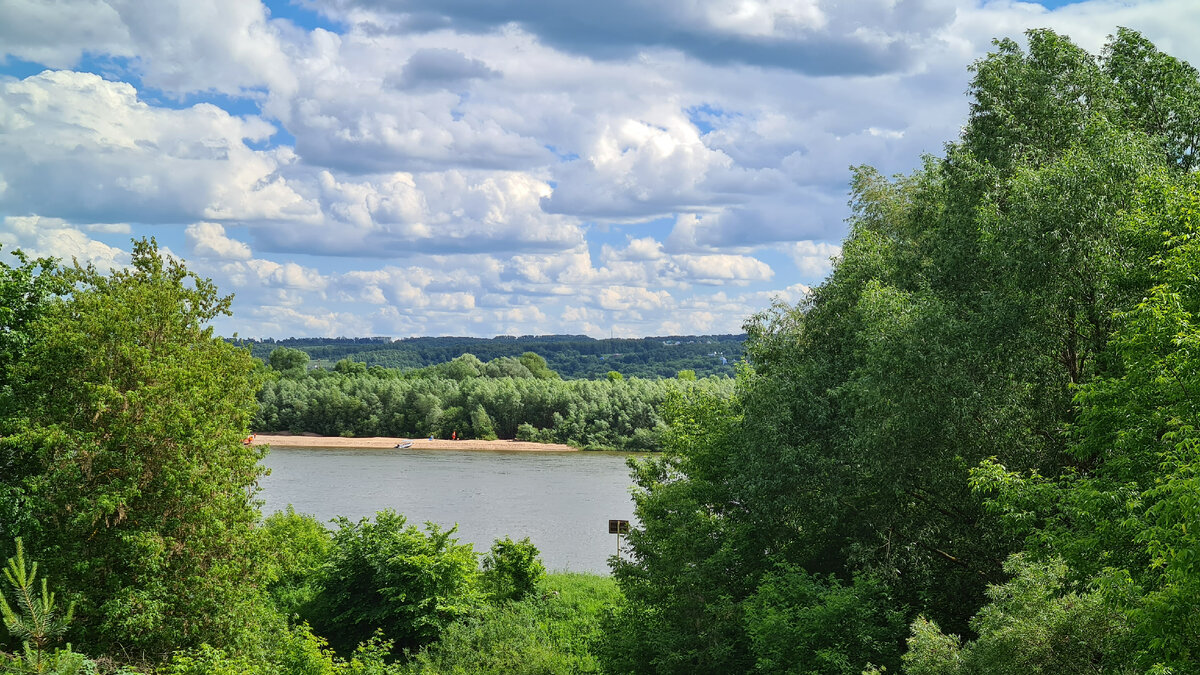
left=251, top=433, right=578, bottom=452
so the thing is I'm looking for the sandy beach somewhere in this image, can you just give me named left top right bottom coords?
left=251, top=433, right=578, bottom=452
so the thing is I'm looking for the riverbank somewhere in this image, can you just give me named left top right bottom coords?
left=251, top=433, right=579, bottom=452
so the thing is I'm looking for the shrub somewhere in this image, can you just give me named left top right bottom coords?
left=305, top=510, right=479, bottom=655
left=515, top=423, right=539, bottom=442
left=482, top=537, right=545, bottom=603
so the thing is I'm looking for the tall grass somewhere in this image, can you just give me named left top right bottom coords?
left=400, top=573, right=621, bottom=674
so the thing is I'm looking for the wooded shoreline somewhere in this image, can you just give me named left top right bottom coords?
left=251, top=433, right=579, bottom=452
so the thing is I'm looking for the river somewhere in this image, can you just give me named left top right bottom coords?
left=259, top=447, right=641, bottom=574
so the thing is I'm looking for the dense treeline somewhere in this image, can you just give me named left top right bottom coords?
left=237, top=333, right=744, bottom=379
left=607, top=28, right=1200, bottom=674
left=255, top=350, right=734, bottom=450
left=0, top=242, right=618, bottom=674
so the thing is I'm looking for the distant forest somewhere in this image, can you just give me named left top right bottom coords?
left=234, top=333, right=745, bottom=379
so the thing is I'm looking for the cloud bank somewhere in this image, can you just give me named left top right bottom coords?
left=2, top=0, right=1196, bottom=338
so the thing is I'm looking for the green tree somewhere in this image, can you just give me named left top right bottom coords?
left=518, top=352, right=558, bottom=380
left=0, top=248, right=67, bottom=559
left=0, top=538, right=76, bottom=672
left=269, top=347, right=311, bottom=376
left=1, top=239, right=268, bottom=659
left=333, top=358, right=367, bottom=376
left=469, top=404, right=499, bottom=440
left=606, top=28, right=1200, bottom=672
left=971, top=171, right=1200, bottom=671
left=0, top=247, right=66, bottom=397
left=603, top=386, right=751, bottom=674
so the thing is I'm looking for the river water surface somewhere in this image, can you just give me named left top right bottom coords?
left=259, top=447, right=640, bottom=574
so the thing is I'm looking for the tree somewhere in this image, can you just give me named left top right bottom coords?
left=603, top=387, right=753, bottom=674
left=971, top=171, right=1200, bottom=671
left=605, top=28, right=1200, bottom=672
left=1, top=239, right=268, bottom=659
left=0, top=538, right=77, bottom=672
left=0, top=248, right=67, bottom=559
left=0, top=247, right=66, bottom=399
left=333, top=358, right=367, bottom=376
left=269, top=347, right=310, bottom=376
left=518, top=352, right=558, bottom=380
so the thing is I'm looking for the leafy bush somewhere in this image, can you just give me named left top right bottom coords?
left=305, top=510, right=479, bottom=655
left=514, top=423, right=538, bottom=442
left=1, top=240, right=267, bottom=658
left=481, top=537, right=545, bottom=603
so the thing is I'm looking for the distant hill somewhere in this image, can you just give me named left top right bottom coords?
left=234, top=334, right=746, bottom=379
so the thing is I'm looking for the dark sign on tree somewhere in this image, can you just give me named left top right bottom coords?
left=608, top=519, right=630, bottom=535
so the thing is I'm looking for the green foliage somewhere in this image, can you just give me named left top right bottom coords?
left=253, top=361, right=734, bottom=450
left=744, top=567, right=905, bottom=674
left=0, top=247, right=67, bottom=397
left=334, top=358, right=368, bottom=376
left=162, top=623, right=414, bottom=675
left=517, top=352, right=558, bottom=380
left=0, top=239, right=268, bottom=659
left=0, top=249, right=68, bottom=558
left=258, top=507, right=333, bottom=618
left=901, top=555, right=1137, bottom=674
left=605, top=27, right=1200, bottom=674
left=468, top=405, right=498, bottom=441
left=970, top=169, right=1200, bottom=671
left=269, top=347, right=311, bottom=376
left=603, top=386, right=752, bottom=675
left=0, top=645, right=90, bottom=675
left=306, top=510, right=480, bottom=655
left=481, top=538, right=545, bottom=603
left=0, top=538, right=76, bottom=673
left=400, top=573, right=620, bottom=675
left=514, top=423, right=540, bottom=442
left=239, top=334, right=744, bottom=380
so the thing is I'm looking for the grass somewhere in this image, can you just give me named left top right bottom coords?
left=400, top=573, right=621, bottom=674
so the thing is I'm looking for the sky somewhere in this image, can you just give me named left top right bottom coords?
left=0, top=0, right=1195, bottom=339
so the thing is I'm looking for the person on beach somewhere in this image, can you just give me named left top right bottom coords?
left=451, top=430, right=457, bottom=441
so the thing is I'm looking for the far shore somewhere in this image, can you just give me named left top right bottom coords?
left=250, top=433, right=579, bottom=452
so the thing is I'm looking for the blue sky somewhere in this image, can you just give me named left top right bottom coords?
left=0, top=0, right=1193, bottom=338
